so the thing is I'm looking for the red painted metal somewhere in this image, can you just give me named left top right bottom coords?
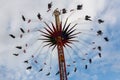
left=57, top=37, right=67, bottom=80
left=54, top=9, right=68, bottom=80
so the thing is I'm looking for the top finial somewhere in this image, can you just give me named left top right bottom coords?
left=53, top=8, right=60, bottom=16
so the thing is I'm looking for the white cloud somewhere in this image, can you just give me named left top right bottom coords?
left=0, top=0, right=120, bottom=80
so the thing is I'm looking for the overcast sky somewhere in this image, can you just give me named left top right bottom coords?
left=0, top=0, right=120, bottom=80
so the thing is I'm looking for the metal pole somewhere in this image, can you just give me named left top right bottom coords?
left=53, top=9, right=68, bottom=80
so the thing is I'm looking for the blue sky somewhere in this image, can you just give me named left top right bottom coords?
left=0, top=0, right=120, bottom=80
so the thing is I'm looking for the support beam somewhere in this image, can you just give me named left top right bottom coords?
left=53, top=9, right=68, bottom=80
left=53, top=9, right=61, bottom=31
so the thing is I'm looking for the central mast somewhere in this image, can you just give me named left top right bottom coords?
left=53, top=9, right=68, bottom=80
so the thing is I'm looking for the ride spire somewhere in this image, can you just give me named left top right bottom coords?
left=53, top=9, right=67, bottom=80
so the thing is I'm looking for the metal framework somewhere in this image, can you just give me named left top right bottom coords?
left=39, top=9, right=79, bottom=80
left=54, top=10, right=67, bottom=80
left=9, top=3, right=109, bottom=80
